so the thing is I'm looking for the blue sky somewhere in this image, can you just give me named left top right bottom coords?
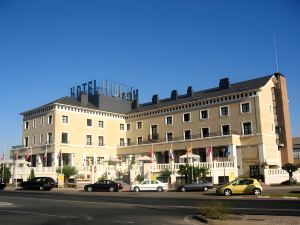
left=0, top=0, right=299, bottom=157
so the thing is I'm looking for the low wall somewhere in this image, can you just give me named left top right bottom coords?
left=264, top=168, right=300, bottom=184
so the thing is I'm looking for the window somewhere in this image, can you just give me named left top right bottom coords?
left=137, top=136, right=143, bottom=145
left=87, top=119, right=92, bottom=127
left=86, top=135, right=92, bottom=145
left=120, top=138, right=125, bottom=146
left=98, top=136, right=104, bottom=146
left=151, top=125, right=158, bottom=139
left=33, top=119, right=36, bottom=128
left=183, top=113, right=191, bottom=122
left=120, top=124, right=125, bottom=130
left=166, top=116, right=173, bottom=125
left=184, top=130, right=191, bottom=140
left=40, top=134, right=43, bottom=144
left=48, top=115, right=53, bottom=124
left=137, top=121, right=142, bottom=129
left=127, top=124, right=131, bottom=130
left=222, top=125, right=230, bottom=135
left=127, top=138, right=131, bottom=146
left=62, top=115, right=68, bottom=124
left=243, top=122, right=252, bottom=135
left=220, top=106, right=229, bottom=116
left=241, top=103, right=250, bottom=113
left=202, top=128, right=210, bottom=138
left=24, top=121, right=29, bottom=130
left=24, top=137, right=29, bottom=147
left=200, top=110, right=209, bottom=119
left=47, top=132, right=53, bottom=144
left=61, top=133, right=68, bottom=144
left=32, top=136, right=36, bottom=145
left=167, top=132, right=173, bottom=142
left=41, top=117, right=44, bottom=126
left=99, top=120, right=104, bottom=128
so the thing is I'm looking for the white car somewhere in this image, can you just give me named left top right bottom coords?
left=131, top=180, right=168, bottom=192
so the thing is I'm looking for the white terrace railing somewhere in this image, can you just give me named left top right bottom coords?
left=266, top=168, right=300, bottom=176
left=151, top=161, right=235, bottom=172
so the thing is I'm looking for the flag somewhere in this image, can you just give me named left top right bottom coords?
left=150, top=144, right=153, bottom=161
left=57, top=150, right=61, bottom=160
left=26, top=148, right=32, bottom=161
left=206, top=143, right=212, bottom=157
left=186, top=144, right=192, bottom=155
left=44, top=145, right=48, bottom=158
left=169, top=144, right=174, bottom=161
left=224, top=145, right=230, bottom=157
left=15, top=151, right=19, bottom=160
left=0, top=150, right=4, bottom=160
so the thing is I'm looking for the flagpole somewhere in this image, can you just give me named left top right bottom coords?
left=60, top=150, right=63, bottom=174
left=45, top=144, right=48, bottom=167
left=30, top=146, right=33, bottom=167
left=2, top=148, right=5, bottom=182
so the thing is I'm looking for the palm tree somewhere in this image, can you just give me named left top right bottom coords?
left=282, top=163, right=299, bottom=184
left=178, top=164, right=189, bottom=183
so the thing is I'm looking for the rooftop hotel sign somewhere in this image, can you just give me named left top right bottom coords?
left=70, top=80, right=137, bottom=101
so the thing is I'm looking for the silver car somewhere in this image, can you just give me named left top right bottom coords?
left=177, top=180, right=213, bottom=192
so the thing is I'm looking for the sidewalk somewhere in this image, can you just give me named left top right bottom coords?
left=193, top=214, right=300, bottom=225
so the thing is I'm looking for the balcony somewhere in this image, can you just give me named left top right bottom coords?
left=118, top=130, right=240, bottom=148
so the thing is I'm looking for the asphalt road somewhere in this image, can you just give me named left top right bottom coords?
left=0, top=190, right=299, bottom=225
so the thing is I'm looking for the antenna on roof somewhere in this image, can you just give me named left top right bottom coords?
left=273, top=33, right=279, bottom=72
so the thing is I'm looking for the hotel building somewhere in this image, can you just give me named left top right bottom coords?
left=10, top=73, right=293, bottom=181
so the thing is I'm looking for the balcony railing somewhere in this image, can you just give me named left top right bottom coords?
left=294, top=152, right=300, bottom=159
left=118, top=130, right=240, bottom=147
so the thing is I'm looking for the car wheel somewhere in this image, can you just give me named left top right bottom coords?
left=224, top=189, right=232, bottom=196
left=39, top=186, right=44, bottom=191
left=253, top=188, right=261, bottom=195
left=109, top=187, right=115, bottom=192
left=87, top=186, right=93, bottom=192
left=181, top=187, right=186, bottom=192
left=134, top=187, right=140, bottom=192
left=203, top=186, right=208, bottom=192
left=157, top=187, right=163, bottom=192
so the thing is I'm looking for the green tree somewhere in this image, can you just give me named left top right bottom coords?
left=178, top=164, right=189, bottom=183
left=159, top=168, right=172, bottom=183
left=28, top=168, right=35, bottom=180
left=56, top=165, right=78, bottom=182
left=199, top=167, right=210, bottom=179
left=0, top=166, right=12, bottom=183
left=135, top=174, right=144, bottom=182
left=282, top=163, right=299, bottom=184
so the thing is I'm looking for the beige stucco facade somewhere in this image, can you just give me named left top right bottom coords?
left=11, top=73, right=293, bottom=178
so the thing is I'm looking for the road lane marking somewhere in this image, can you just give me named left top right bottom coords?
left=0, top=209, right=92, bottom=220
left=0, top=202, right=13, bottom=206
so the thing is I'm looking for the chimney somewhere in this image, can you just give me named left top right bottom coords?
left=187, top=86, right=193, bottom=97
left=152, top=94, right=159, bottom=104
left=219, top=78, right=230, bottom=89
left=79, top=93, right=89, bottom=104
left=171, top=90, right=178, bottom=100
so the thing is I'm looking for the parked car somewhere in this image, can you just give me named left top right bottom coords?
left=21, top=177, right=56, bottom=191
left=177, top=180, right=213, bottom=192
left=131, top=180, right=168, bottom=192
left=84, top=180, right=123, bottom=192
left=216, top=178, right=263, bottom=196
left=0, top=178, right=6, bottom=190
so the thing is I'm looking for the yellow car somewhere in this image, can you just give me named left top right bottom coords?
left=216, top=178, right=263, bottom=196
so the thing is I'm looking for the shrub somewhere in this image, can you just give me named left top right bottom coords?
left=198, top=200, right=231, bottom=220
left=135, top=174, right=144, bottom=182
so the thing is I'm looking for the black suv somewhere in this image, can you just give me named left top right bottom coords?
left=21, top=177, right=56, bottom=191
